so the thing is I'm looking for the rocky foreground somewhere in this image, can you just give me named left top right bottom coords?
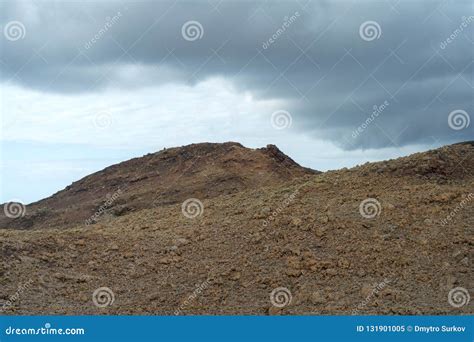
left=0, top=142, right=473, bottom=315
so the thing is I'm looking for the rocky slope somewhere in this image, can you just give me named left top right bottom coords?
left=0, top=142, right=317, bottom=230
left=0, top=142, right=473, bottom=315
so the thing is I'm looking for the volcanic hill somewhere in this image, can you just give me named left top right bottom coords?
left=0, top=142, right=317, bottom=230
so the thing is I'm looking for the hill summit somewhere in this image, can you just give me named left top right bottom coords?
left=0, top=142, right=317, bottom=230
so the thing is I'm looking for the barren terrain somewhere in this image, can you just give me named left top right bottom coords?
left=1, top=142, right=473, bottom=315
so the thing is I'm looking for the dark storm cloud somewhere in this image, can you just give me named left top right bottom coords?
left=0, top=0, right=472, bottom=149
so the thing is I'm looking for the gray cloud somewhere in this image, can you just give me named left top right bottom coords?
left=0, top=0, right=472, bottom=149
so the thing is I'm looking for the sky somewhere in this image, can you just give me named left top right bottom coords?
left=0, top=0, right=473, bottom=204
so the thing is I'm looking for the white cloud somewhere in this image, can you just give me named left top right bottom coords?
left=1, top=77, right=438, bottom=203
left=1, top=77, right=286, bottom=149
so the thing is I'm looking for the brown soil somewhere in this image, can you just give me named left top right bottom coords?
left=0, top=142, right=473, bottom=315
